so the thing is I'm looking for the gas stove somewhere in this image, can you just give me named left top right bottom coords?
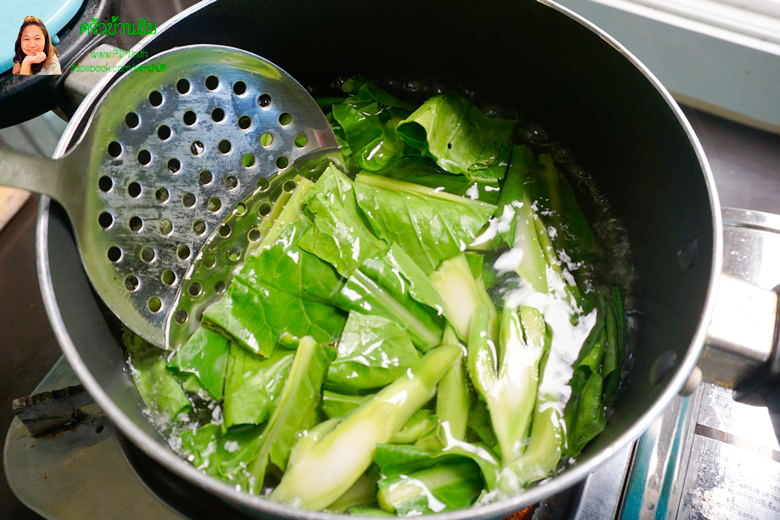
left=3, top=106, right=780, bottom=519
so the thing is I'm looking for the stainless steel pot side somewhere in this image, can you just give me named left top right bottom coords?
left=34, top=0, right=752, bottom=518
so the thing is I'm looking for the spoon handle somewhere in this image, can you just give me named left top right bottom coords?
left=0, top=144, right=64, bottom=201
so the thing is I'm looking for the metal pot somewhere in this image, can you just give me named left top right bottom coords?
left=32, top=0, right=779, bottom=518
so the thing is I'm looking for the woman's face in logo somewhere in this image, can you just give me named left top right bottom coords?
left=21, top=25, right=45, bottom=56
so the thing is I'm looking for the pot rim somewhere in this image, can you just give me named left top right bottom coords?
left=36, top=0, right=723, bottom=518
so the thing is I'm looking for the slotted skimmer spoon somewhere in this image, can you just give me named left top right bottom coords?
left=0, top=44, right=337, bottom=349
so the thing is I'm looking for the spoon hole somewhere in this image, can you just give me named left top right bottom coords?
left=193, top=220, right=206, bottom=235
left=138, top=150, right=151, bottom=165
left=176, top=79, right=190, bottom=94
left=148, top=297, right=162, bottom=313
left=199, top=171, right=213, bottom=185
left=128, top=182, right=141, bottom=198
left=149, top=91, right=163, bottom=106
left=107, top=142, right=122, bottom=158
left=124, top=274, right=139, bottom=291
left=125, top=112, right=141, bottom=128
left=160, top=219, right=173, bottom=235
left=107, top=246, right=122, bottom=262
left=129, top=216, right=143, bottom=233
left=99, top=176, right=113, bottom=192
left=140, top=247, right=155, bottom=263
left=161, top=269, right=176, bottom=286
left=233, top=81, right=246, bottom=95
left=177, top=244, right=191, bottom=260
left=125, top=112, right=139, bottom=128
left=211, top=108, right=224, bottom=122
left=168, top=158, right=181, bottom=173
left=205, top=75, right=219, bottom=90
left=98, top=212, right=113, bottom=229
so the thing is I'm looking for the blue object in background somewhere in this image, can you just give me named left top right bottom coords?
left=0, top=0, right=86, bottom=74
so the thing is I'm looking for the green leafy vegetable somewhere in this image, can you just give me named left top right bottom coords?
left=377, top=156, right=502, bottom=204
left=203, top=217, right=347, bottom=356
left=354, top=175, right=495, bottom=274
left=222, top=344, right=294, bottom=428
left=177, top=423, right=264, bottom=490
left=299, top=165, right=389, bottom=277
left=130, top=78, right=630, bottom=515
left=247, top=336, right=335, bottom=491
left=397, top=93, right=514, bottom=182
left=331, top=243, right=446, bottom=350
left=168, top=327, right=229, bottom=400
left=127, top=334, right=190, bottom=421
left=326, top=312, right=421, bottom=393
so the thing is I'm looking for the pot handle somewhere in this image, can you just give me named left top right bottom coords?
left=697, top=208, right=780, bottom=399
left=700, top=275, right=780, bottom=392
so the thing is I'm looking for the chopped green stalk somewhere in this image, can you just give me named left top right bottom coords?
left=377, top=460, right=483, bottom=514
left=498, top=405, right=563, bottom=492
left=356, top=173, right=497, bottom=211
left=534, top=153, right=599, bottom=272
left=436, top=328, right=471, bottom=440
left=256, top=177, right=314, bottom=250
left=326, top=474, right=378, bottom=512
left=287, top=418, right=341, bottom=469
left=271, top=345, right=460, bottom=509
left=247, top=337, right=335, bottom=492
left=322, top=391, right=370, bottom=419
left=390, top=410, right=438, bottom=444
left=488, top=306, right=545, bottom=463
left=467, top=307, right=497, bottom=402
left=349, top=268, right=442, bottom=349
left=429, top=254, right=495, bottom=341
left=500, top=311, right=590, bottom=491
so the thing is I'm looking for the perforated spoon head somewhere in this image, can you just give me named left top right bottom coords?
left=56, top=45, right=336, bottom=348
